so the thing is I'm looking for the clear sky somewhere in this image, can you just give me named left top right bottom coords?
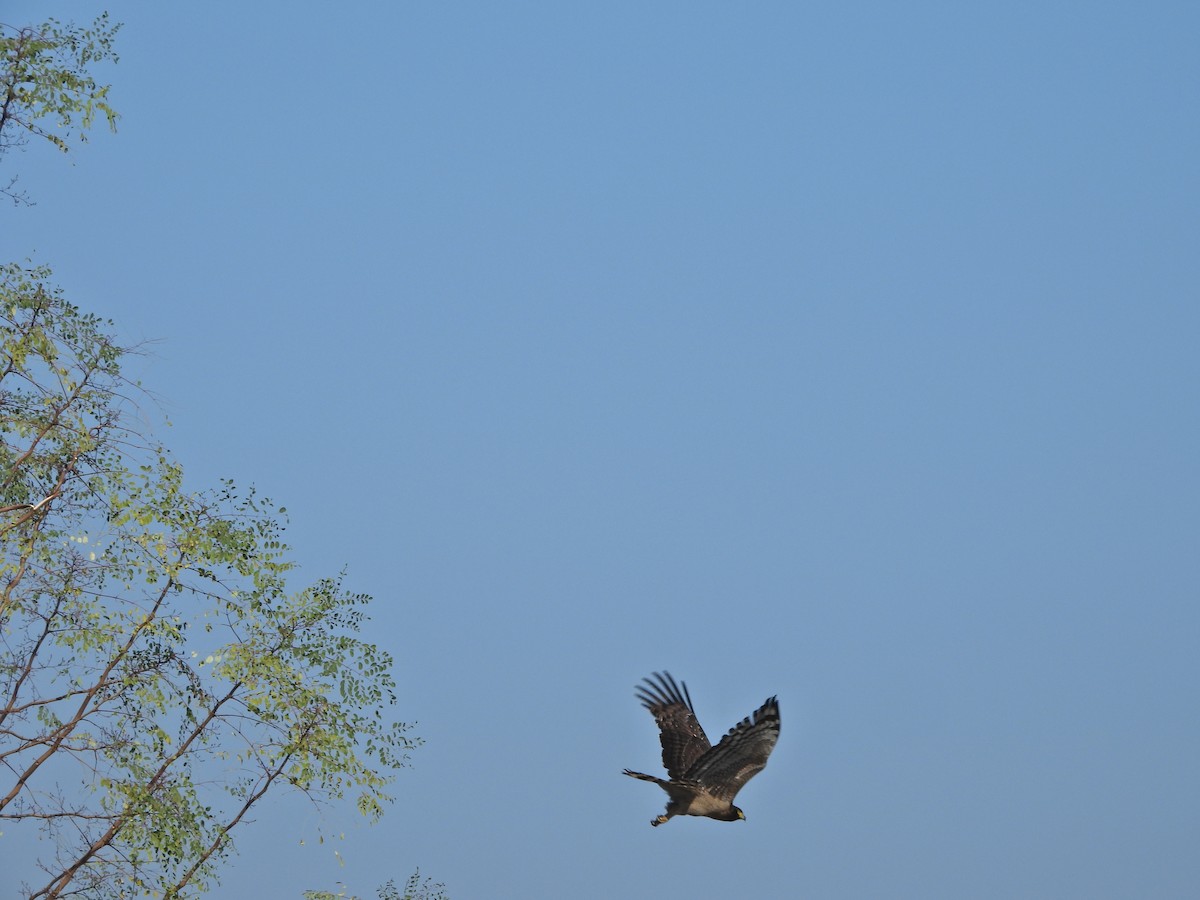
left=5, top=2, right=1199, bottom=898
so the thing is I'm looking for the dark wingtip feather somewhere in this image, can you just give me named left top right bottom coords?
left=720, top=695, right=781, bottom=738
left=634, top=670, right=696, bottom=714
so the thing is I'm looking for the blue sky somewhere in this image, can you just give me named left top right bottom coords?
left=5, top=2, right=1199, bottom=897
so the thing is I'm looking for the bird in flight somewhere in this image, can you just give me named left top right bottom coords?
left=623, top=671, right=780, bottom=826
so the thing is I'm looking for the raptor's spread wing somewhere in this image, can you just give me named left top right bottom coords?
left=683, top=696, right=780, bottom=802
left=635, top=671, right=712, bottom=779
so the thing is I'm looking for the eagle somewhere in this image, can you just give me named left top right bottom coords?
left=623, top=671, right=780, bottom=826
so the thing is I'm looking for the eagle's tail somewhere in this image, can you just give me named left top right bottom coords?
left=622, top=769, right=669, bottom=788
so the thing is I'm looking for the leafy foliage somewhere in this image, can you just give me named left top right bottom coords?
left=0, top=13, right=121, bottom=202
left=1, top=262, right=419, bottom=897
left=1, top=14, right=440, bottom=899
left=304, top=871, right=451, bottom=900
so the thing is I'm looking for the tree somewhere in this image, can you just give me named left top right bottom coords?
left=1, top=269, right=420, bottom=899
left=1, top=13, right=120, bottom=204
left=2, top=16, right=425, bottom=900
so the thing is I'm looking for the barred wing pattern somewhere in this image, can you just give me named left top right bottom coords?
left=683, top=695, right=780, bottom=802
left=635, top=671, right=712, bottom=780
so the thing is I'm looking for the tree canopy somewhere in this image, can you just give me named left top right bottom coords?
left=2, top=15, right=423, bottom=899
left=1, top=14, right=120, bottom=203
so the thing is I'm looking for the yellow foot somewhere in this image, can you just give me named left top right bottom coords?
left=651, top=815, right=668, bottom=827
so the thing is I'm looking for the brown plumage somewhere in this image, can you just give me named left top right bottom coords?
left=623, top=671, right=780, bottom=826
